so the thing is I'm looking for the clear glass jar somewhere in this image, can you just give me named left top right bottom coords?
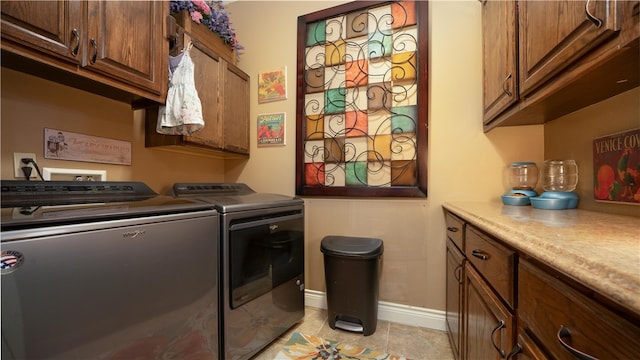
left=509, top=162, right=538, bottom=190
left=542, top=159, right=578, bottom=192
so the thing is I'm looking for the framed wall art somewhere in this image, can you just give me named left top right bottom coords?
left=258, top=67, right=287, bottom=103
left=593, top=128, right=640, bottom=205
left=257, top=112, right=286, bottom=147
left=295, top=1, right=428, bottom=197
left=44, top=128, right=131, bottom=165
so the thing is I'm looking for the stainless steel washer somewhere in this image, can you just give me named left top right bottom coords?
left=1, top=180, right=220, bottom=359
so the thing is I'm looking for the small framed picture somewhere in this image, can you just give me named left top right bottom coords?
left=258, top=67, right=287, bottom=103
left=593, top=128, right=640, bottom=205
left=257, top=112, right=286, bottom=147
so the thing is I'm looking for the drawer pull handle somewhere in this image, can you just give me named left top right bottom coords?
left=454, top=264, right=463, bottom=284
left=472, top=249, right=489, bottom=260
left=585, top=0, right=603, bottom=28
left=90, top=38, right=98, bottom=64
left=491, top=320, right=506, bottom=358
left=447, top=226, right=458, bottom=232
left=502, top=73, right=513, bottom=97
left=506, top=344, right=522, bottom=360
left=557, top=326, right=599, bottom=360
left=70, top=28, right=80, bottom=56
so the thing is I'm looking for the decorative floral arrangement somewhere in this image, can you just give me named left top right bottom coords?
left=169, top=0, right=243, bottom=52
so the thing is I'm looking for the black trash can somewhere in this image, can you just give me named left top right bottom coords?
left=321, top=236, right=383, bottom=336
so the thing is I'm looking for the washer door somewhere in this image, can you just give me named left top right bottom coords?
left=229, top=213, right=304, bottom=309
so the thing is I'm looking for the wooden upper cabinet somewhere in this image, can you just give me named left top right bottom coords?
left=1, top=0, right=167, bottom=103
left=0, top=0, right=83, bottom=64
left=85, top=1, right=166, bottom=95
left=482, top=0, right=637, bottom=131
left=144, top=23, right=250, bottom=158
left=518, top=0, right=621, bottom=96
left=174, top=30, right=249, bottom=155
left=482, top=0, right=518, bottom=124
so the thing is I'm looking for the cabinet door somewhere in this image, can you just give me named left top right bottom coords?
left=222, top=62, right=250, bottom=154
left=0, top=0, right=83, bottom=64
left=85, top=0, right=166, bottom=95
left=518, top=0, right=620, bottom=95
left=446, top=241, right=465, bottom=360
left=466, top=266, right=514, bottom=360
left=184, top=38, right=223, bottom=149
left=482, top=0, right=518, bottom=124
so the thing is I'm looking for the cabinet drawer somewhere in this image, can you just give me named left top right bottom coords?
left=445, top=212, right=465, bottom=252
left=465, top=226, right=515, bottom=309
left=519, top=260, right=640, bottom=359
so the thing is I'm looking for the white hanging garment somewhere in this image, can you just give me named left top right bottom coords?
left=157, top=42, right=205, bottom=135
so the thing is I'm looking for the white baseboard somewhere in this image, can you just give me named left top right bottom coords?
left=305, top=289, right=447, bottom=332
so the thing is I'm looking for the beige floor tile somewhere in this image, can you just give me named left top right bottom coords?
left=249, top=306, right=454, bottom=360
left=249, top=337, right=286, bottom=360
left=387, top=322, right=454, bottom=360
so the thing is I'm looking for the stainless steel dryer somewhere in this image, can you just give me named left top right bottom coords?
left=173, top=183, right=305, bottom=360
left=1, top=180, right=220, bottom=360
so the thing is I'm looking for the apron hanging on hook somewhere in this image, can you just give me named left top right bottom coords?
left=156, top=41, right=205, bottom=136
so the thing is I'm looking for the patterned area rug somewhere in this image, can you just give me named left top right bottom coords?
left=273, top=332, right=410, bottom=360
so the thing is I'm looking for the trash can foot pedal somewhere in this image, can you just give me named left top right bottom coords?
left=335, top=320, right=363, bottom=333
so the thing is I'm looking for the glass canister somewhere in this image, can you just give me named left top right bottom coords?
left=542, top=159, right=578, bottom=192
left=509, top=162, right=539, bottom=190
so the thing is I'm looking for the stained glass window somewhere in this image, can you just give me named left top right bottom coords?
left=296, top=1, right=428, bottom=197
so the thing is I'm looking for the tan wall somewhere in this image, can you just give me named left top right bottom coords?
left=1, top=68, right=225, bottom=194
left=545, top=88, right=640, bottom=217
left=226, top=0, right=545, bottom=310
left=2, top=0, right=634, bottom=313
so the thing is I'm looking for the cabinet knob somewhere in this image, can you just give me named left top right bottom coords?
left=447, top=226, right=459, bottom=232
left=557, top=326, right=599, bottom=360
left=70, top=29, right=80, bottom=57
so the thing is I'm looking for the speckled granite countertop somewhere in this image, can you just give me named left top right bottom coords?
left=443, top=201, right=640, bottom=317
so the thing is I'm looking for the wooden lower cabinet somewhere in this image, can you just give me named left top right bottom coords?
left=507, top=331, right=548, bottom=360
left=443, top=208, right=640, bottom=360
left=515, top=259, right=640, bottom=359
left=445, top=240, right=465, bottom=360
left=465, top=266, right=515, bottom=360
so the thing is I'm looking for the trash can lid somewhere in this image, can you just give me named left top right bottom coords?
left=321, top=236, right=384, bottom=258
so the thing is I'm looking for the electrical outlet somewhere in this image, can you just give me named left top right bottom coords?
left=13, top=152, right=37, bottom=179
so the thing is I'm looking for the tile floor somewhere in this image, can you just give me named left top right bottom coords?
left=250, top=306, right=454, bottom=360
